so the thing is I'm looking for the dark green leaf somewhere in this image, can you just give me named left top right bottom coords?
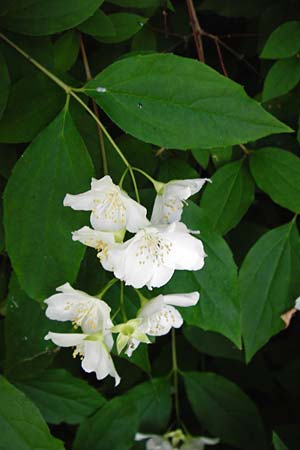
left=191, top=148, right=210, bottom=169
left=0, top=375, right=65, bottom=450
left=53, top=31, right=80, bottom=72
left=0, top=0, right=105, bottom=36
left=201, top=159, right=254, bottom=235
left=95, top=13, right=148, bottom=44
left=209, top=146, right=232, bottom=168
left=131, top=28, right=157, bottom=52
left=240, top=221, right=299, bottom=362
left=0, top=73, right=65, bottom=143
left=74, top=395, right=139, bottom=450
left=184, top=371, right=268, bottom=450
left=16, top=369, right=106, bottom=425
left=261, top=21, right=300, bottom=59
left=183, top=326, right=243, bottom=360
left=0, top=50, right=10, bottom=119
left=0, top=144, right=18, bottom=179
left=5, top=275, right=58, bottom=379
left=4, top=109, right=93, bottom=300
left=125, top=378, right=172, bottom=433
left=164, top=202, right=241, bottom=347
left=250, top=147, right=300, bottom=213
left=120, top=344, right=151, bottom=374
left=85, top=53, right=291, bottom=149
left=78, top=10, right=116, bottom=38
left=262, top=58, right=300, bottom=102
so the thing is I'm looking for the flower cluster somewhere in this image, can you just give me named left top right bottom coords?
left=135, top=430, right=219, bottom=450
left=45, top=174, right=209, bottom=384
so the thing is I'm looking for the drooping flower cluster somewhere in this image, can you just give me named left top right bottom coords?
left=45, top=174, right=209, bottom=384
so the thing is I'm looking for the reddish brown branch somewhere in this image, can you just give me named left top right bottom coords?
left=185, top=0, right=205, bottom=62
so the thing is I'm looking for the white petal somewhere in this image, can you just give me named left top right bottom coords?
left=122, top=194, right=150, bottom=232
left=135, top=433, right=156, bottom=441
left=63, top=191, right=96, bottom=210
left=295, top=297, right=300, bottom=310
left=125, top=338, right=140, bottom=357
left=45, top=332, right=86, bottom=347
left=150, top=195, right=165, bottom=225
left=91, top=175, right=114, bottom=190
left=166, top=178, right=210, bottom=199
left=82, top=341, right=120, bottom=385
left=72, top=226, right=115, bottom=250
left=163, top=291, right=200, bottom=307
left=147, top=265, right=174, bottom=289
left=146, top=436, right=173, bottom=450
left=165, top=230, right=206, bottom=271
left=139, top=295, right=165, bottom=319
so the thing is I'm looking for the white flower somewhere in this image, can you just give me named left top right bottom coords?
left=71, top=226, right=116, bottom=251
left=112, top=318, right=150, bottom=357
left=181, top=436, right=219, bottom=450
left=102, top=222, right=206, bottom=289
left=135, top=433, right=172, bottom=450
left=295, top=297, right=300, bottom=310
left=151, top=178, right=210, bottom=225
left=45, top=331, right=120, bottom=385
left=44, top=283, right=113, bottom=334
left=64, top=175, right=149, bottom=232
left=138, top=292, right=199, bottom=336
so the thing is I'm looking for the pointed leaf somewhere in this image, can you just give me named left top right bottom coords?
left=184, top=372, right=268, bottom=450
left=201, top=159, right=255, bottom=235
left=250, top=147, right=300, bottom=213
left=240, top=221, right=299, bottom=361
left=4, top=109, right=93, bottom=300
left=262, top=58, right=300, bottom=102
left=85, top=53, right=291, bottom=150
left=261, top=21, right=300, bottom=59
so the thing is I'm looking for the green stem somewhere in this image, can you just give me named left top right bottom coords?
left=172, top=329, right=180, bottom=424
left=0, top=32, right=71, bottom=94
left=120, top=281, right=127, bottom=322
left=132, top=167, right=164, bottom=193
left=119, top=167, right=130, bottom=188
left=97, top=278, right=118, bottom=298
left=0, top=32, right=140, bottom=201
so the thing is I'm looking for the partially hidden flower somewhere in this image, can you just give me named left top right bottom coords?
left=151, top=178, right=210, bottom=225
left=112, top=318, right=150, bottom=357
left=181, top=436, right=220, bottom=450
left=44, top=283, right=112, bottom=333
left=101, top=222, right=206, bottom=289
left=135, top=433, right=172, bottom=450
left=45, top=331, right=120, bottom=385
left=138, top=292, right=199, bottom=336
left=64, top=175, right=149, bottom=232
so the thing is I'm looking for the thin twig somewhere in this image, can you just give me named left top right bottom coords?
left=214, top=38, right=228, bottom=76
left=79, top=35, right=108, bottom=175
left=185, top=0, right=205, bottom=62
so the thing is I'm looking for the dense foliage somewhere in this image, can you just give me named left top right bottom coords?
left=0, top=1, right=300, bottom=449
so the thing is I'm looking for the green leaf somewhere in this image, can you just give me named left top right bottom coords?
left=131, top=28, right=157, bottom=52
left=240, top=220, right=299, bottom=362
left=15, top=369, right=106, bottom=425
left=261, top=21, right=300, bottom=59
left=191, top=148, right=210, bottom=169
left=0, top=50, right=10, bottom=120
left=164, top=202, right=241, bottom=347
left=209, top=146, right=232, bottom=168
left=4, top=109, right=93, bottom=300
left=120, top=344, right=151, bottom=374
left=262, top=58, right=300, bottom=102
left=0, top=73, right=65, bottom=143
left=78, top=10, right=116, bottom=38
left=201, top=159, right=254, bottom=235
left=184, top=372, right=268, bottom=450
left=125, top=378, right=172, bottom=433
left=95, top=13, right=148, bottom=44
left=250, top=147, right=300, bottom=213
left=53, top=31, right=80, bottom=72
left=273, top=432, right=289, bottom=450
left=0, top=0, right=105, bottom=36
left=183, top=326, right=243, bottom=361
left=5, top=275, right=58, bottom=379
left=0, top=375, right=65, bottom=450
left=73, top=395, right=139, bottom=450
left=85, top=53, right=291, bottom=150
